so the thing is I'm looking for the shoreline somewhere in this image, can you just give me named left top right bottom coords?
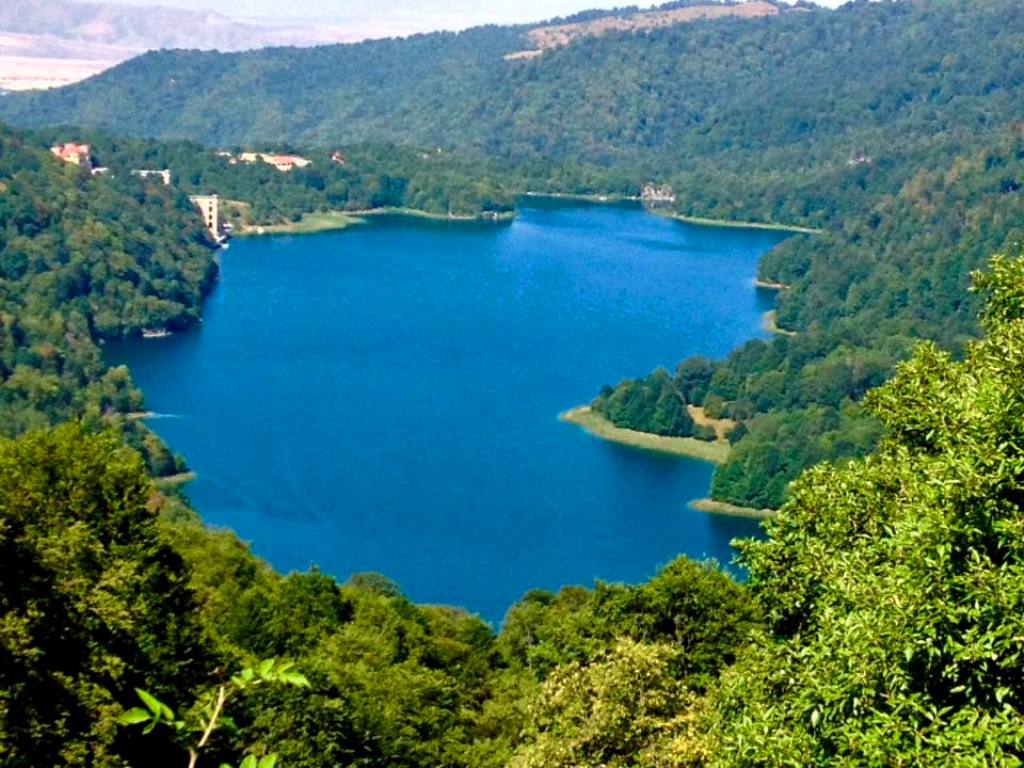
left=655, top=210, right=821, bottom=234
left=236, top=207, right=515, bottom=237
left=762, top=310, right=797, bottom=337
left=688, top=498, right=777, bottom=520
left=235, top=199, right=815, bottom=239
left=561, top=407, right=773, bottom=520
left=523, top=191, right=640, bottom=204
left=235, top=211, right=366, bottom=237
left=155, top=471, right=197, bottom=488
left=346, top=206, right=516, bottom=223
left=560, top=405, right=730, bottom=464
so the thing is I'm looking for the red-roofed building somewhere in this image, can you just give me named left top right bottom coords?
left=50, top=143, right=92, bottom=168
left=237, top=151, right=312, bottom=172
left=262, top=154, right=312, bottom=172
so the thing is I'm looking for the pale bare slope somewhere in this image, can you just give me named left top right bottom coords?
left=506, top=1, right=780, bottom=59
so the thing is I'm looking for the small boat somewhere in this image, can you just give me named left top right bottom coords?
left=141, top=328, right=171, bottom=339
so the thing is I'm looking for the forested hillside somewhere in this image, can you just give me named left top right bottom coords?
left=4, top=0, right=1021, bottom=190
left=606, top=126, right=1024, bottom=507
left=0, top=123, right=217, bottom=470
left=37, top=129, right=519, bottom=222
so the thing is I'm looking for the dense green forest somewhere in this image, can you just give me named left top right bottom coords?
left=604, top=122, right=1024, bottom=507
left=6, top=0, right=1024, bottom=504
left=5, top=0, right=1022, bottom=197
left=0, top=123, right=217, bottom=473
left=34, top=129, right=520, bottom=222
left=5, top=256, right=1024, bottom=766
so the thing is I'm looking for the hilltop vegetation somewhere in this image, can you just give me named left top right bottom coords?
left=39, top=129, right=518, bottom=222
left=3, top=0, right=1022, bottom=195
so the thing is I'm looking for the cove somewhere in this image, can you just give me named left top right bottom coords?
left=106, top=201, right=787, bottom=624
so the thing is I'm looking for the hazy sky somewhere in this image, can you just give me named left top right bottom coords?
left=103, top=0, right=850, bottom=36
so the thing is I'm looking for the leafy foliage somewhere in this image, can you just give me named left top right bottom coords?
left=0, top=124, right=215, bottom=442
left=592, top=368, right=700, bottom=438
left=119, top=659, right=309, bottom=768
left=508, top=639, right=694, bottom=768
left=691, top=256, right=1024, bottom=764
left=0, top=425, right=213, bottom=768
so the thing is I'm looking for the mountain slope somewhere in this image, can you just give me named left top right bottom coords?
left=3, top=0, right=1023, bottom=179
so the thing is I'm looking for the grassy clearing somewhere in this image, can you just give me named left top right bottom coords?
left=688, top=498, right=777, bottom=520
left=348, top=207, right=516, bottom=222
left=237, top=211, right=367, bottom=236
left=657, top=210, right=821, bottom=234
left=688, top=404, right=736, bottom=441
left=560, top=406, right=730, bottom=464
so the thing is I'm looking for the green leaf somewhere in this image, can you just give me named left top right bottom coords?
left=118, top=707, right=152, bottom=726
left=280, top=671, right=311, bottom=688
left=136, top=689, right=164, bottom=717
left=257, top=659, right=275, bottom=680
left=240, top=755, right=258, bottom=768
left=258, top=756, right=279, bottom=768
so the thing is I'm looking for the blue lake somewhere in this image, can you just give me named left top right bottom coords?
left=107, top=201, right=786, bottom=624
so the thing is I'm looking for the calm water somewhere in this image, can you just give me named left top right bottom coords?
left=107, top=201, right=785, bottom=623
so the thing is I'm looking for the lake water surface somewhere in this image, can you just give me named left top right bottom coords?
left=108, top=201, right=786, bottom=623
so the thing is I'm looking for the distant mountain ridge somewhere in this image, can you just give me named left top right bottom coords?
left=0, top=0, right=359, bottom=91
left=0, top=0, right=362, bottom=51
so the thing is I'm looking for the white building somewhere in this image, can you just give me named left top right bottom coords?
left=189, top=194, right=220, bottom=240
left=132, top=169, right=172, bottom=186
